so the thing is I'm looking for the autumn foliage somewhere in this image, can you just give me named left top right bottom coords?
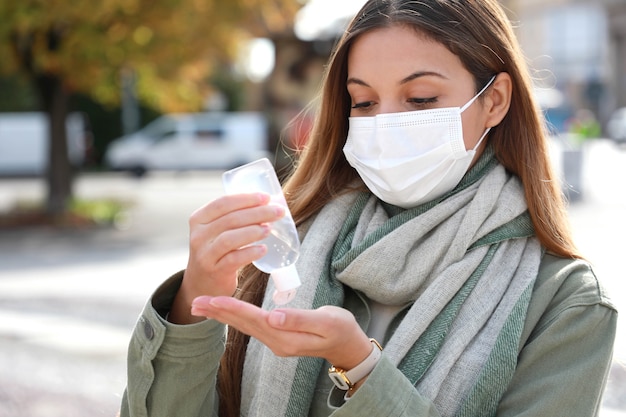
left=0, top=0, right=301, bottom=111
left=0, top=0, right=301, bottom=216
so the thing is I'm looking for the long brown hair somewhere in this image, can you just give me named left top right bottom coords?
left=217, top=1, right=580, bottom=415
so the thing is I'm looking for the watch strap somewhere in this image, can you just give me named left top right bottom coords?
left=328, top=339, right=383, bottom=390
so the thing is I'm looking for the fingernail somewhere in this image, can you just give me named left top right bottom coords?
left=192, top=295, right=212, bottom=307
left=258, top=192, right=270, bottom=203
left=255, top=244, right=268, bottom=257
left=268, top=310, right=286, bottom=327
left=273, top=204, right=285, bottom=217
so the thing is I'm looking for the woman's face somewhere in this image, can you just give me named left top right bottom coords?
left=346, top=25, right=491, bottom=153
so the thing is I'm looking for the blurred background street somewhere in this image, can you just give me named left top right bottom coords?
left=0, top=138, right=624, bottom=417
left=0, top=170, right=215, bottom=416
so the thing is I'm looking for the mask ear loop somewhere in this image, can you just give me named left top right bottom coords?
left=460, top=75, right=497, bottom=113
left=462, top=75, right=497, bottom=151
left=472, top=127, right=491, bottom=151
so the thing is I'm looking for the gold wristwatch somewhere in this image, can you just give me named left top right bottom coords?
left=328, top=338, right=383, bottom=390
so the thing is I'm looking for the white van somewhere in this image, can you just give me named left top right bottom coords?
left=104, top=112, right=271, bottom=176
left=0, top=112, right=87, bottom=176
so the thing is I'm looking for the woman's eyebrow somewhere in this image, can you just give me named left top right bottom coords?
left=346, top=71, right=448, bottom=88
left=399, top=71, right=448, bottom=85
left=346, top=77, right=370, bottom=87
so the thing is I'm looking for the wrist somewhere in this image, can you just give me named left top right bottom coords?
left=328, top=339, right=383, bottom=391
left=169, top=276, right=209, bottom=324
left=169, top=290, right=206, bottom=324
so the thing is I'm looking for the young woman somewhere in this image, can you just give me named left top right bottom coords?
left=120, top=1, right=617, bottom=416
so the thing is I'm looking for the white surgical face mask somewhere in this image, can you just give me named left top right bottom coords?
left=343, top=76, right=495, bottom=208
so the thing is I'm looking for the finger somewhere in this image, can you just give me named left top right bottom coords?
left=191, top=296, right=270, bottom=336
left=188, top=204, right=282, bottom=269
left=189, top=199, right=285, bottom=256
left=212, top=238, right=268, bottom=271
left=268, top=306, right=354, bottom=339
left=211, top=203, right=284, bottom=238
left=190, top=193, right=270, bottom=226
left=190, top=297, right=319, bottom=353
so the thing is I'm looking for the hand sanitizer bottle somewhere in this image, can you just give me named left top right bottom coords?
left=222, top=158, right=301, bottom=305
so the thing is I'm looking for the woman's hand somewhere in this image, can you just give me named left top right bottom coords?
left=168, top=193, right=285, bottom=324
left=190, top=296, right=374, bottom=371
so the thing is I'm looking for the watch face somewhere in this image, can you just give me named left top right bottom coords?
left=328, top=369, right=351, bottom=390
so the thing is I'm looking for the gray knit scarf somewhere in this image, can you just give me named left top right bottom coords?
left=241, top=149, right=542, bottom=417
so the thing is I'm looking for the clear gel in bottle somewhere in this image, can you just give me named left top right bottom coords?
left=222, top=158, right=301, bottom=305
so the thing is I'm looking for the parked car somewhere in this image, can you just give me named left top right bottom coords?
left=104, top=112, right=271, bottom=176
left=0, top=112, right=89, bottom=176
left=606, top=107, right=626, bottom=145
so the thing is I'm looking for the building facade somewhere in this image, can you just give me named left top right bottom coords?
left=503, top=0, right=626, bottom=130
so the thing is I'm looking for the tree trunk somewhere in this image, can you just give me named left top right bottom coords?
left=37, top=73, right=73, bottom=216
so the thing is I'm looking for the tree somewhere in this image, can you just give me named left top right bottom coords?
left=0, top=0, right=300, bottom=217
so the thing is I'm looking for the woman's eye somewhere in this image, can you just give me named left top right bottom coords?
left=351, top=101, right=375, bottom=110
left=407, top=97, right=438, bottom=107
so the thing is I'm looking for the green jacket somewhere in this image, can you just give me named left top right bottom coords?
left=120, top=254, right=617, bottom=417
